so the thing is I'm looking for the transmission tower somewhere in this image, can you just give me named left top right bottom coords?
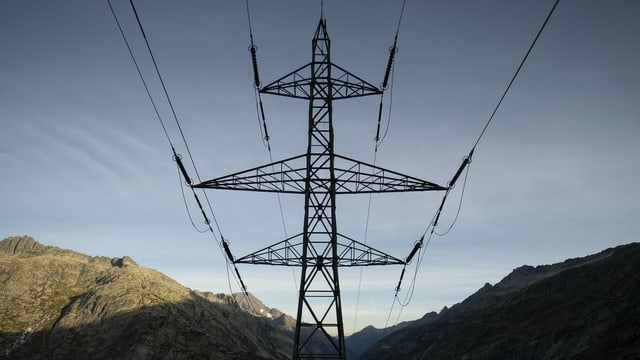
left=194, top=18, right=446, bottom=359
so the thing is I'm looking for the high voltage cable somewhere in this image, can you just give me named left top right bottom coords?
left=244, top=0, right=296, bottom=292
left=108, top=0, right=217, bottom=237
left=375, top=64, right=395, bottom=150
left=127, top=0, right=187, bottom=155
left=177, top=169, right=209, bottom=233
left=125, top=0, right=225, bottom=240
left=108, top=0, right=249, bottom=295
left=123, top=0, right=226, bottom=239
left=395, top=0, right=407, bottom=36
left=108, top=0, right=209, bottom=236
left=244, top=0, right=287, bottom=234
left=107, top=0, right=171, bottom=147
left=353, top=0, right=408, bottom=333
left=422, top=0, right=561, bottom=241
left=435, top=164, right=471, bottom=236
left=112, top=0, right=228, bottom=241
left=351, top=151, right=378, bottom=333
left=385, top=0, right=561, bottom=327
left=471, top=0, right=561, bottom=152
left=385, top=224, right=434, bottom=328
left=374, top=0, right=406, bottom=150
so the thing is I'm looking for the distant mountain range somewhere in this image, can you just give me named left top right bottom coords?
left=357, top=242, right=640, bottom=360
left=2, top=235, right=639, bottom=359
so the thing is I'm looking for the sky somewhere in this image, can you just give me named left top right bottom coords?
left=1, top=0, right=639, bottom=334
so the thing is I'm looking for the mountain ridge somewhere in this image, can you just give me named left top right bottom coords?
left=0, top=235, right=292, bottom=359
left=359, top=242, right=640, bottom=359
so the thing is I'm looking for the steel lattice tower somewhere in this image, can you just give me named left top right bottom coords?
left=194, top=18, right=446, bottom=359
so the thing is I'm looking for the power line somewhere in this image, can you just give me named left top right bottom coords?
left=243, top=0, right=295, bottom=293
left=385, top=0, right=561, bottom=328
left=177, top=168, right=209, bottom=233
left=472, top=0, right=561, bottom=152
left=109, top=0, right=250, bottom=295
left=394, top=0, right=407, bottom=37
left=375, top=63, right=395, bottom=150
left=109, top=0, right=218, bottom=239
left=126, top=0, right=227, bottom=239
left=352, top=151, right=378, bottom=333
left=107, top=0, right=172, bottom=147
left=420, top=0, right=560, bottom=261
left=435, top=163, right=471, bottom=236
left=354, top=0, right=409, bottom=332
left=244, top=0, right=289, bottom=236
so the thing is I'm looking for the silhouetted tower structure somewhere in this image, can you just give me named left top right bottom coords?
left=194, top=18, right=445, bottom=359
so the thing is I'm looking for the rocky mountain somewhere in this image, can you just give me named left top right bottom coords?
left=359, top=242, right=640, bottom=360
left=193, top=290, right=295, bottom=331
left=344, top=314, right=436, bottom=359
left=0, top=235, right=294, bottom=359
left=346, top=324, right=400, bottom=359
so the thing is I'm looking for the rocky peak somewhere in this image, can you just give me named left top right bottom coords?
left=0, top=235, right=46, bottom=256
left=494, top=247, right=617, bottom=294
left=110, top=256, right=138, bottom=268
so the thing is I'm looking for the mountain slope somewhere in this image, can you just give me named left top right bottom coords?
left=0, top=236, right=291, bottom=359
left=345, top=313, right=438, bottom=358
left=360, top=243, right=640, bottom=360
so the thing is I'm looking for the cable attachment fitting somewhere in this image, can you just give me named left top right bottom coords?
left=448, top=148, right=474, bottom=189
left=432, top=190, right=449, bottom=228
left=259, top=98, right=270, bottom=142
left=192, top=193, right=211, bottom=225
left=405, top=238, right=423, bottom=264
left=172, top=148, right=193, bottom=186
left=222, top=238, right=235, bottom=263
left=374, top=97, right=384, bottom=142
left=235, top=266, right=247, bottom=292
left=221, top=236, right=247, bottom=292
left=395, top=266, right=406, bottom=292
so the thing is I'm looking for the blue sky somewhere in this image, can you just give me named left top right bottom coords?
left=1, top=0, right=639, bottom=333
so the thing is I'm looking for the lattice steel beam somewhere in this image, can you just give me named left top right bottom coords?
left=234, top=233, right=405, bottom=267
left=192, top=154, right=446, bottom=194
left=261, top=64, right=382, bottom=100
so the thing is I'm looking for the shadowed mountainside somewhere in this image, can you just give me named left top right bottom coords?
left=193, top=290, right=296, bottom=331
left=359, top=242, right=640, bottom=360
left=0, top=236, right=292, bottom=359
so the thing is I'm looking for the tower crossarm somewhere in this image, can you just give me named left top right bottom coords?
left=191, top=154, right=307, bottom=193
left=234, top=233, right=306, bottom=266
left=335, top=233, right=405, bottom=266
left=260, top=63, right=314, bottom=99
left=234, top=233, right=405, bottom=267
left=333, top=154, right=447, bottom=193
left=260, top=63, right=382, bottom=100
left=191, top=153, right=446, bottom=194
left=330, top=63, right=382, bottom=99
